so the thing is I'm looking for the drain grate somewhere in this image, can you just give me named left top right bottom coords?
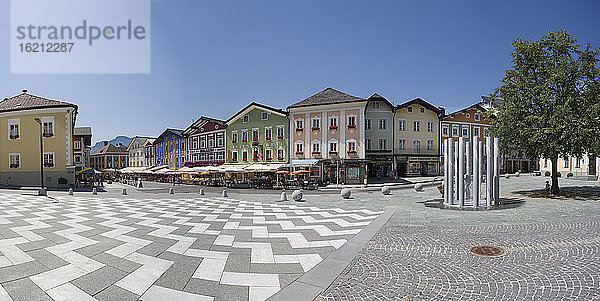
left=469, top=245, right=506, bottom=257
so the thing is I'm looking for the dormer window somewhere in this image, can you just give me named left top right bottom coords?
left=372, top=102, right=380, bottom=110
left=474, top=113, right=481, bottom=121
left=407, top=107, right=413, bottom=112
left=243, top=115, right=249, bottom=123
left=261, top=112, right=268, bottom=120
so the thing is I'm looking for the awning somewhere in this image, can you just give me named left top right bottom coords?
left=288, top=159, right=320, bottom=166
left=119, top=167, right=150, bottom=174
left=244, top=163, right=285, bottom=172
left=149, top=165, right=168, bottom=171
left=218, top=164, right=251, bottom=173
left=77, top=168, right=102, bottom=174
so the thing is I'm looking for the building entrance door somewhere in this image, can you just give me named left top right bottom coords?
left=589, top=156, right=596, bottom=175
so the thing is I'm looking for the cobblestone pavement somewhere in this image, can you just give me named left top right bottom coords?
left=0, top=190, right=381, bottom=301
left=318, top=176, right=600, bottom=300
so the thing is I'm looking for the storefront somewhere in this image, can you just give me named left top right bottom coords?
left=321, top=159, right=368, bottom=185
left=366, top=155, right=394, bottom=179
left=396, top=155, right=439, bottom=176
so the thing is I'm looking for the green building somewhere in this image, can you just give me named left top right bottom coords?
left=364, top=93, right=395, bottom=179
left=226, top=102, right=289, bottom=165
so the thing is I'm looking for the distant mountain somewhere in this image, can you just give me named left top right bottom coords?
left=90, top=136, right=133, bottom=154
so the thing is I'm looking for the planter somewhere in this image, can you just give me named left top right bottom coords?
left=329, top=126, right=338, bottom=130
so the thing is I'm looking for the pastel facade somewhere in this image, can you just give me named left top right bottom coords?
left=143, top=139, right=156, bottom=167
left=74, top=126, right=92, bottom=171
left=184, top=117, right=226, bottom=166
left=364, top=94, right=395, bottom=178
left=226, top=102, right=288, bottom=164
left=128, top=136, right=154, bottom=167
left=539, top=155, right=599, bottom=179
left=288, top=88, right=368, bottom=184
left=395, top=98, right=443, bottom=176
left=153, top=129, right=186, bottom=168
left=0, top=90, right=78, bottom=187
left=90, top=142, right=128, bottom=170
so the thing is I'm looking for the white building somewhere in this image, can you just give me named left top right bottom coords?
left=128, top=136, right=154, bottom=167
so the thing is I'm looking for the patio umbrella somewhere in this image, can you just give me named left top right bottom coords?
left=275, top=170, right=289, bottom=174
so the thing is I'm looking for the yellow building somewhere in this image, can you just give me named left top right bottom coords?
left=0, top=90, right=78, bottom=187
left=394, top=98, right=444, bottom=176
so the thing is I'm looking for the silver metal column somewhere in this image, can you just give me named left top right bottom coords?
left=443, top=139, right=448, bottom=205
left=473, top=138, right=479, bottom=208
left=493, top=137, right=500, bottom=205
left=466, top=141, right=471, bottom=183
left=454, top=140, right=459, bottom=203
left=486, top=137, right=492, bottom=207
left=458, top=137, right=465, bottom=208
left=448, top=139, right=454, bottom=205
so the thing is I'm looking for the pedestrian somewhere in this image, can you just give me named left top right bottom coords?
left=544, top=181, right=550, bottom=192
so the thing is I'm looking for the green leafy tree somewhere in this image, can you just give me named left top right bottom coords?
left=487, top=31, right=600, bottom=195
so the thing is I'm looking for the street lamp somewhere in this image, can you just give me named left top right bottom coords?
left=34, top=118, right=44, bottom=189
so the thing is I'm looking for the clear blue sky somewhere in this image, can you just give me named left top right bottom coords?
left=1, top=0, right=599, bottom=142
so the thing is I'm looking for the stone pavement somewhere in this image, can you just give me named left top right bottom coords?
left=0, top=190, right=382, bottom=301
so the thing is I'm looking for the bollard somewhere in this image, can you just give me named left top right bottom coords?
left=122, top=188, right=127, bottom=195
left=341, top=188, right=351, bottom=199
left=414, top=183, right=423, bottom=192
left=505, top=174, right=510, bottom=179
left=292, top=190, right=303, bottom=202
left=92, top=188, right=97, bottom=195
left=38, top=188, right=47, bottom=196
left=381, top=186, right=391, bottom=195
left=169, top=188, right=174, bottom=194
left=199, top=188, right=205, bottom=195
left=68, top=188, right=73, bottom=196
left=279, top=191, right=287, bottom=202
left=515, top=172, right=520, bottom=177
left=222, top=189, right=228, bottom=197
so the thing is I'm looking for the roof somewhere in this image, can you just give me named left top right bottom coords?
left=91, top=143, right=128, bottom=156
left=155, top=128, right=184, bottom=142
left=480, top=96, right=503, bottom=109
left=226, top=102, right=287, bottom=124
left=288, top=88, right=365, bottom=108
left=74, top=127, right=92, bottom=136
left=143, top=138, right=156, bottom=146
left=0, top=91, right=77, bottom=113
left=396, top=98, right=443, bottom=115
left=443, top=103, right=488, bottom=119
left=367, top=93, right=394, bottom=109
left=127, top=136, right=155, bottom=151
left=184, top=116, right=227, bottom=135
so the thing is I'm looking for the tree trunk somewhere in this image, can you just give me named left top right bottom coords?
left=551, top=154, right=560, bottom=195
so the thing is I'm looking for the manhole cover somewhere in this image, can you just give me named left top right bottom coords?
left=469, top=245, right=506, bottom=257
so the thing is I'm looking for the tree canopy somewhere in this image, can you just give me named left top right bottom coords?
left=487, top=31, right=600, bottom=194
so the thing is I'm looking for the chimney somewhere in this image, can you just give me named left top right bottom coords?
left=103, top=141, right=108, bottom=146
left=118, top=143, right=123, bottom=146
left=22, top=89, right=28, bottom=93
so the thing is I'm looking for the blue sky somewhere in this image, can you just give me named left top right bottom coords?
left=1, top=0, right=599, bottom=142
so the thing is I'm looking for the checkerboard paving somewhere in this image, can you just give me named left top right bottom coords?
left=0, top=191, right=381, bottom=301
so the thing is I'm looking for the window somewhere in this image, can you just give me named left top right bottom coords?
left=412, top=140, right=421, bottom=153
left=265, top=128, right=272, bottom=140
left=329, top=141, right=338, bottom=153
left=398, top=119, right=406, bottom=131
left=379, top=139, right=387, bottom=150
left=365, top=119, right=372, bottom=130
left=9, top=153, right=20, bottom=168
left=43, top=152, right=55, bottom=168
left=277, top=149, right=284, bottom=159
left=427, top=139, right=434, bottom=151
left=427, top=121, right=434, bottom=133
left=442, top=125, right=449, bottom=137
left=243, top=115, right=249, bottom=123
left=379, top=119, right=387, bottom=130
left=398, top=138, right=406, bottom=150
left=201, top=138, right=206, bottom=148
left=217, top=154, right=224, bottom=161
left=232, top=151, right=238, bottom=161
left=8, top=119, right=20, bottom=140
left=474, top=127, right=480, bottom=137
left=420, top=107, right=425, bottom=113
left=474, top=113, right=481, bottom=121
left=242, top=150, right=248, bottom=161
left=74, top=140, right=81, bottom=149
left=462, top=126, right=469, bottom=137
left=452, top=126, right=459, bottom=136
left=277, top=127, right=284, bottom=138
left=347, top=116, right=356, bottom=128
left=484, top=128, right=489, bottom=137
left=347, top=141, right=357, bottom=152
left=232, top=132, right=238, bottom=143
left=312, top=142, right=320, bottom=153
left=564, top=157, right=569, bottom=168
left=544, top=159, right=548, bottom=168
left=217, top=137, right=224, bottom=147
left=311, top=118, right=320, bottom=130
left=75, top=155, right=81, bottom=163
left=242, top=131, right=248, bottom=142
left=252, top=129, right=259, bottom=141
left=208, top=139, right=214, bottom=148
left=365, top=139, right=371, bottom=150
left=576, top=158, right=581, bottom=168
left=265, top=149, right=272, bottom=160
left=407, top=107, right=413, bottom=112
left=295, top=143, right=304, bottom=154
left=413, top=120, right=420, bottom=132
left=261, top=112, right=268, bottom=120
left=329, top=117, right=338, bottom=129
left=372, top=102, right=380, bottom=110
left=42, top=117, right=54, bottom=137
left=296, top=120, right=303, bottom=130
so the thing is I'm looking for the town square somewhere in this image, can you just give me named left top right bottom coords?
left=1, top=0, right=600, bottom=300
